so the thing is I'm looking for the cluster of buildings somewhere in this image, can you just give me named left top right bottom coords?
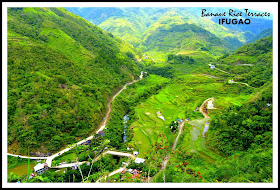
left=120, top=168, right=142, bottom=181
left=176, top=118, right=184, bottom=124
left=29, top=152, right=52, bottom=157
left=77, top=139, right=92, bottom=146
left=33, top=162, right=49, bottom=175
left=29, top=162, right=49, bottom=179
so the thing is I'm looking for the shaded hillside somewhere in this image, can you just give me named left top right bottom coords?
left=246, top=28, right=272, bottom=44
left=8, top=7, right=140, bottom=154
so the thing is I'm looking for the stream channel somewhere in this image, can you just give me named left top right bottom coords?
left=122, top=114, right=129, bottom=143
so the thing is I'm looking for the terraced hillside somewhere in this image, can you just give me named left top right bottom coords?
left=201, top=36, right=272, bottom=88
left=129, top=74, right=253, bottom=158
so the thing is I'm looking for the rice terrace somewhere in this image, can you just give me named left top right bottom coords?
left=5, top=4, right=275, bottom=187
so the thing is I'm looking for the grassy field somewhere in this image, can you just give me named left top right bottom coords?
left=53, top=152, right=77, bottom=163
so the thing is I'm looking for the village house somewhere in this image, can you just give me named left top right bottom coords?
left=98, top=131, right=105, bottom=137
left=133, top=151, right=139, bottom=156
left=29, top=152, right=35, bottom=156
left=135, top=158, right=145, bottom=164
left=29, top=173, right=35, bottom=179
left=71, top=165, right=78, bottom=170
left=176, top=118, right=183, bottom=123
left=132, top=169, right=140, bottom=174
left=86, top=140, right=91, bottom=145
left=121, top=168, right=127, bottom=174
left=132, top=170, right=141, bottom=179
left=82, top=140, right=91, bottom=146
left=210, top=65, right=215, bottom=69
left=207, top=100, right=214, bottom=109
left=34, top=163, right=48, bottom=175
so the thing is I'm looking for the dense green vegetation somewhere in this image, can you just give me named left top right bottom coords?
left=105, top=74, right=170, bottom=150
left=148, top=36, right=273, bottom=183
left=145, top=66, right=175, bottom=79
left=159, top=81, right=272, bottom=183
left=167, top=54, right=195, bottom=65
left=7, top=7, right=273, bottom=184
left=208, top=81, right=272, bottom=156
left=8, top=7, right=140, bottom=154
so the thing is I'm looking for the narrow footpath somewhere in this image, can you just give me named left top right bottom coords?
left=161, top=120, right=186, bottom=171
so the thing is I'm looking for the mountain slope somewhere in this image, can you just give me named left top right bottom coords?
left=143, top=23, right=232, bottom=61
left=205, top=36, right=272, bottom=88
left=8, top=7, right=140, bottom=154
left=246, top=29, right=272, bottom=44
left=98, top=17, right=145, bottom=47
left=65, top=7, right=253, bottom=62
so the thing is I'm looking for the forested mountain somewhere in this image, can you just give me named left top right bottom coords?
left=66, top=7, right=272, bottom=62
left=7, top=7, right=140, bottom=154
left=205, top=36, right=273, bottom=181
left=143, top=23, right=232, bottom=60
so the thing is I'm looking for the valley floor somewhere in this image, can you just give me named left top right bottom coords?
left=8, top=64, right=271, bottom=183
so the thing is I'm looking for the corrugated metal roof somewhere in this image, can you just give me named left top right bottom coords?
left=135, top=158, right=145, bottom=164
left=34, top=163, right=44, bottom=171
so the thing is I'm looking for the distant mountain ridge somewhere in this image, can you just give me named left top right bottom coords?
left=65, top=7, right=272, bottom=61
left=245, top=28, right=272, bottom=44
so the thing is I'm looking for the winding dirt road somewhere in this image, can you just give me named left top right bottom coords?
left=7, top=72, right=143, bottom=167
left=96, top=73, right=142, bottom=133
left=199, top=97, right=214, bottom=119
left=161, top=120, right=186, bottom=171
left=228, top=79, right=256, bottom=88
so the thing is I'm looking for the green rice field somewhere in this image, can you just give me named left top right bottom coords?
left=129, top=71, right=252, bottom=158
